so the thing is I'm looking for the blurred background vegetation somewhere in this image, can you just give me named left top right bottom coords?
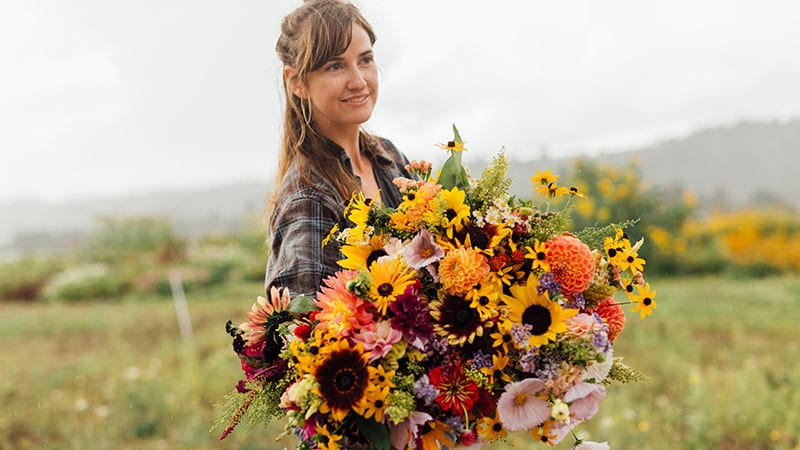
left=1, top=160, right=799, bottom=449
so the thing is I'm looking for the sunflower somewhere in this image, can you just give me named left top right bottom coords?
left=630, top=282, right=657, bottom=319
left=338, top=234, right=388, bottom=270
left=314, top=339, right=371, bottom=422
left=239, top=286, right=292, bottom=345
left=431, top=292, right=487, bottom=346
left=423, top=187, right=470, bottom=237
left=525, top=239, right=550, bottom=272
left=503, top=282, right=578, bottom=348
left=367, top=257, right=416, bottom=315
left=477, top=413, right=507, bottom=443
left=343, top=192, right=373, bottom=241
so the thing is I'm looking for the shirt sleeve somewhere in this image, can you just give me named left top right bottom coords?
left=264, top=190, right=343, bottom=298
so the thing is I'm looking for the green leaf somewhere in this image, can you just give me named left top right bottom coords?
left=352, top=416, right=391, bottom=450
left=438, top=124, right=469, bottom=191
left=288, top=295, right=318, bottom=314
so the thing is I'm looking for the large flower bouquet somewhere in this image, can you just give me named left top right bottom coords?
left=216, top=126, right=656, bottom=450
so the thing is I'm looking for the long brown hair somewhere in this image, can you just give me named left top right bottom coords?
left=269, top=0, right=378, bottom=218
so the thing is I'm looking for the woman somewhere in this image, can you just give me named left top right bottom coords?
left=265, top=0, right=414, bottom=297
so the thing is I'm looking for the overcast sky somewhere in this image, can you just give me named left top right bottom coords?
left=2, top=0, right=799, bottom=202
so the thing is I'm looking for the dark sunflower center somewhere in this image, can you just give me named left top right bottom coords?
left=536, top=251, right=547, bottom=260
left=367, top=249, right=388, bottom=267
left=377, top=283, right=394, bottom=297
left=407, top=193, right=415, bottom=201
left=492, top=423, right=503, bottom=432
left=643, top=297, right=652, bottom=306
left=334, top=369, right=356, bottom=392
left=469, top=229, right=490, bottom=249
left=455, top=308, right=473, bottom=325
left=626, top=284, right=634, bottom=293
left=608, top=248, right=617, bottom=258
left=374, top=399, right=384, bottom=408
left=445, top=209, right=457, bottom=221
left=479, top=296, right=490, bottom=306
left=627, top=255, right=635, bottom=263
left=522, top=304, right=552, bottom=336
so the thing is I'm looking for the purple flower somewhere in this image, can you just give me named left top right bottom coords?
left=537, top=273, right=562, bottom=297
left=413, top=374, right=439, bottom=406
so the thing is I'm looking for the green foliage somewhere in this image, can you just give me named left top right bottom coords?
left=470, top=151, right=513, bottom=212
left=3, top=277, right=799, bottom=449
left=85, top=216, right=186, bottom=265
left=0, top=257, right=63, bottom=302
left=43, top=263, right=132, bottom=301
left=605, top=357, right=649, bottom=385
left=437, top=124, right=470, bottom=191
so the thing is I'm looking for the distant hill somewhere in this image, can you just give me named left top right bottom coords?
left=2, top=119, right=798, bottom=256
left=505, top=119, right=800, bottom=211
left=0, top=182, right=271, bottom=255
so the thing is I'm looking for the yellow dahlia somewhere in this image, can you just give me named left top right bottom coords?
left=545, top=234, right=595, bottom=295
left=439, top=247, right=490, bottom=296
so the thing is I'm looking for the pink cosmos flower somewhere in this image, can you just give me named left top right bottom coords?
left=351, top=320, right=403, bottom=362
left=496, top=378, right=550, bottom=431
left=403, top=229, right=445, bottom=269
left=564, top=383, right=607, bottom=420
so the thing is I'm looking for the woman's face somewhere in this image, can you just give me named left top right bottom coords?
left=303, top=24, right=378, bottom=138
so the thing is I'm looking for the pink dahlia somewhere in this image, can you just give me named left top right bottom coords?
left=545, top=234, right=595, bottom=295
left=315, top=271, right=373, bottom=337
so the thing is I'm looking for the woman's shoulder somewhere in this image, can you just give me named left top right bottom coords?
left=273, top=164, right=344, bottom=211
left=365, top=134, right=409, bottom=168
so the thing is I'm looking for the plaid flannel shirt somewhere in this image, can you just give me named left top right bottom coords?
left=264, top=135, right=412, bottom=297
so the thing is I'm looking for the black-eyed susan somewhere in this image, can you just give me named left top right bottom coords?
left=367, top=257, right=416, bottom=315
left=314, top=339, right=371, bottom=422
left=466, top=280, right=501, bottom=321
left=418, top=419, right=455, bottom=450
left=476, top=413, right=507, bottom=443
left=338, top=234, right=388, bottom=270
left=481, top=352, right=512, bottom=385
left=630, top=282, right=657, bottom=319
left=503, top=282, right=577, bottom=348
left=356, top=384, right=391, bottom=421
left=315, top=423, right=344, bottom=450
left=525, top=239, right=550, bottom=272
left=321, top=223, right=339, bottom=248
left=531, top=169, right=559, bottom=187
left=436, top=139, right=467, bottom=152
left=430, top=292, right=487, bottom=346
left=489, top=319, right=515, bottom=353
left=617, top=247, right=646, bottom=274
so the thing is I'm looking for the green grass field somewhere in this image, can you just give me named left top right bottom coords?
left=2, top=276, right=799, bottom=450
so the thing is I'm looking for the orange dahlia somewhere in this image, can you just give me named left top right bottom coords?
left=544, top=234, right=595, bottom=295
left=438, top=247, right=490, bottom=296
left=591, top=297, right=626, bottom=342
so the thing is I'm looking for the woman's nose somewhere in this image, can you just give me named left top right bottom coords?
left=347, top=67, right=368, bottom=90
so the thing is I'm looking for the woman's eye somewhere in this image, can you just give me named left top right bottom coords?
left=361, top=56, right=374, bottom=65
left=326, top=62, right=341, bottom=71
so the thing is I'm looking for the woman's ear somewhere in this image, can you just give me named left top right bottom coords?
left=284, top=66, right=305, bottom=99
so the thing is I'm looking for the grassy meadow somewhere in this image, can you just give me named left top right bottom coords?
left=2, top=275, right=799, bottom=450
